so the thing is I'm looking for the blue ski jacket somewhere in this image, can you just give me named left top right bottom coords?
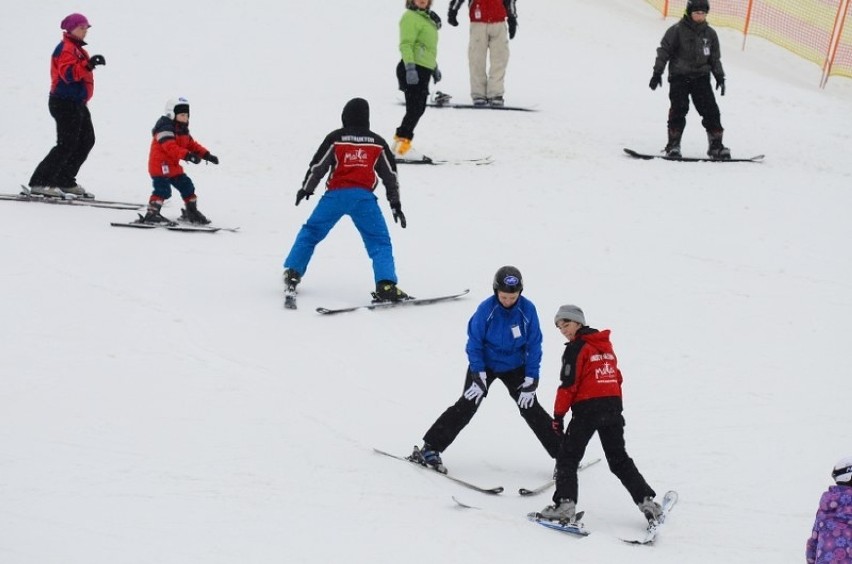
left=466, top=295, right=543, bottom=378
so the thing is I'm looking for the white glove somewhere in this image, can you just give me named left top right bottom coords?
left=463, top=371, right=488, bottom=404
left=517, top=376, right=538, bottom=409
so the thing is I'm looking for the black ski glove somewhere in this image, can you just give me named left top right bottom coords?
left=649, top=73, right=662, bottom=90
left=715, top=77, right=726, bottom=96
left=508, top=16, right=517, bottom=39
left=447, top=9, right=459, bottom=26
left=552, top=415, right=564, bottom=435
left=203, top=152, right=219, bottom=165
left=295, top=189, right=313, bottom=206
left=391, top=202, right=407, bottom=228
left=433, top=67, right=442, bottom=83
left=184, top=152, right=201, bottom=164
left=87, top=54, right=106, bottom=70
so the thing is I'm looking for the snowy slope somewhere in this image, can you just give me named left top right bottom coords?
left=2, top=0, right=851, bottom=562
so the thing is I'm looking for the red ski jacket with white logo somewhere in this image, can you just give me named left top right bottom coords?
left=449, top=0, right=516, bottom=24
left=300, top=128, right=400, bottom=206
left=553, top=328, right=624, bottom=418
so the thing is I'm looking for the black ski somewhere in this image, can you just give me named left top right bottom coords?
left=316, top=289, right=469, bottom=315
left=374, top=448, right=503, bottom=494
left=518, top=457, right=602, bottom=496
left=623, top=148, right=764, bottom=163
left=425, top=102, right=537, bottom=112
left=0, top=186, right=145, bottom=210
left=399, top=92, right=537, bottom=112
left=396, top=156, right=493, bottom=166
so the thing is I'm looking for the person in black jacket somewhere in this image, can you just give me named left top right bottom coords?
left=282, top=98, right=410, bottom=303
left=649, top=0, right=730, bottom=159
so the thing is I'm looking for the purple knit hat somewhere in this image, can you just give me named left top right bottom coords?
left=61, top=13, right=90, bottom=32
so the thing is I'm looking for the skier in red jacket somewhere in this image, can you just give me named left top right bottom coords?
left=536, top=305, right=663, bottom=526
left=29, top=13, right=106, bottom=199
left=143, top=97, right=219, bottom=225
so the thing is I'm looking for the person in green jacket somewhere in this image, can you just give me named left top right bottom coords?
left=393, top=0, right=442, bottom=162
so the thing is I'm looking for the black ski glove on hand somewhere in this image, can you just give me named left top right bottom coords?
left=203, top=152, right=219, bottom=165
left=447, top=9, right=459, bottom=26
left=433, top=67, right=442, bottom=83
left=295, top=189, right=313, bottom=206
left=649, top=73, right=662, bottom=90
left=716, top=78, right=726, bottom=96
left=508, top=16, right=517, bottom=39
left=184, top=152, right=201, bottom=164
left=391, top=202, right=407, bottom=228
left=87, top=54, right=106, bottom=70
left=517, top=376, right=538, bottom=409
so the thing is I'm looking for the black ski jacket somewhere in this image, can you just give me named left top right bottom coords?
left=653, top=15, right=725, bottom=83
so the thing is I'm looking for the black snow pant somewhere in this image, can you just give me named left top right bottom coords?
left=553, top=405, right=655, bottom=505
left=423, top=366, right=561, bottom=458
left=30, top=97, right=95, bottom=189
left=395, top=61, right=432, bottom=140
left=666, top=74, right=723, bottom=136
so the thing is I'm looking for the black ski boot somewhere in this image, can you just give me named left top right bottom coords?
left=282, top=268, right=301, bottom=292
left=664, top=128, right=682, bottom=158
left=372, top=280, right=412, bottom=302
left=181, top=199, right=211, bottom=225
left=140, top=201, right=173, bottom=224
left=707, top=131, right=731, bottom=160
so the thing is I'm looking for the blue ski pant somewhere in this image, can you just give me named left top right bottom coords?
left=283, top=188, right=397, bottom=283
left=151, top=174, right=196, bottom=201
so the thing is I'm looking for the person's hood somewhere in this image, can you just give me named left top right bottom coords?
left=341, top=98, right=370, bottom=128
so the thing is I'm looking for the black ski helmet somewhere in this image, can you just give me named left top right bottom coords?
left=833, top=456, right=852, bottom=485
left=493, top=265, right=523, bottom=294
left=686, top=0, right=710, bottom=14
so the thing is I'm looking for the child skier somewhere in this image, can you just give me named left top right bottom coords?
left=144, top=97, right=219, bottom=224
left=806, top=457, right=852, bottom=563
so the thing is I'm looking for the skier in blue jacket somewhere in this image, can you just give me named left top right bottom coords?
left=410, top=266, right=561, bottom=473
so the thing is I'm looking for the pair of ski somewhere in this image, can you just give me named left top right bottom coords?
left=527, top=490, right=679, bottom=545
left=110, top=213, right=239, bottom=233
left=397, top=155, right=493, bottom=166
left=375, top=447, right=599, bottom=496
left=0, top=185, right=145, bottom=210
left=285, top=289, right=470, bottom=313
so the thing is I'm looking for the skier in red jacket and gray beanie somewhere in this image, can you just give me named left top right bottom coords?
left=29, top=13, right=106, bottom=199
left=536, top=305, right=663, bottom=526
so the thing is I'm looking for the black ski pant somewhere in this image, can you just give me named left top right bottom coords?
left=30, top=97, right=95, bottom=189
left=423, top=366, right=561, bottom=458
left=395, top=61, right=432, bottom=140
left=666, top=74, right=722, bottom=136
left=553, top=408, right=655, bottom=505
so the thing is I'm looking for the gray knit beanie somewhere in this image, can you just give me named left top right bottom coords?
left=554, top=304, right=586, bottom=326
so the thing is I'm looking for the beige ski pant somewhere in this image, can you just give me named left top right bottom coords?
left=468, top=21, right=510, bottom=100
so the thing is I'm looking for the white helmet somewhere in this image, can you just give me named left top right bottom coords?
left=164, top=97, right=190, bottom=119
left=832, top=456, right=852, bottom=484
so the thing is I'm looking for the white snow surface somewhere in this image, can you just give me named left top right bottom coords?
left=2, top=1, right=851, bottom=562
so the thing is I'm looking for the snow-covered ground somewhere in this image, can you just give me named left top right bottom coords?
left=2, top=1, right=851, bottom=562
